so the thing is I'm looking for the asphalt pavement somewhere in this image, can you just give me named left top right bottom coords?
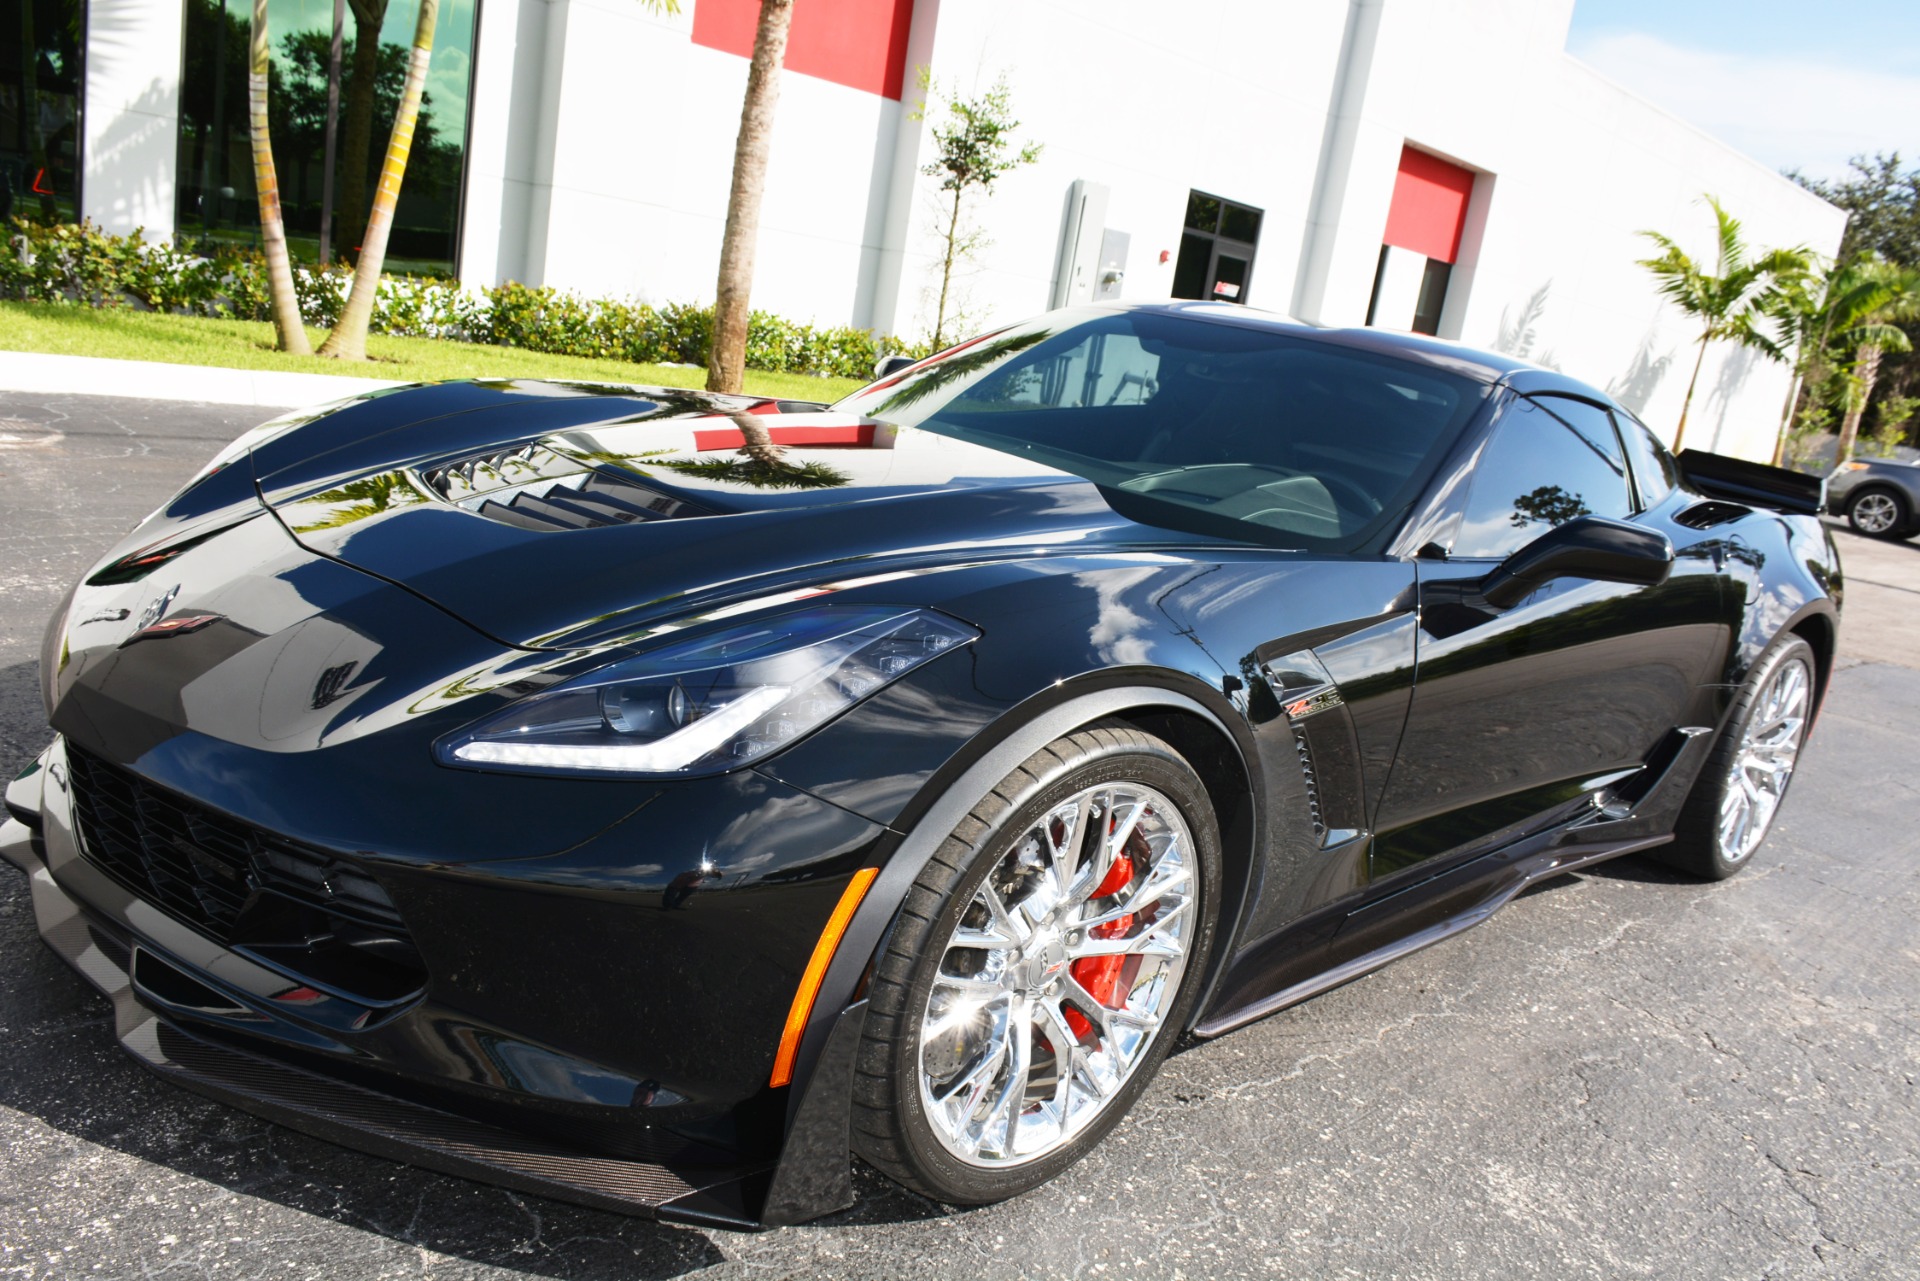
left=1, top=394, right=1916, bottom=1280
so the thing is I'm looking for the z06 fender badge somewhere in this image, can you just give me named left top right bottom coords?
left=1283, top=688, right=1345, bottom=720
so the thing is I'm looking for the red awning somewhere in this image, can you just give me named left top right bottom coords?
left=1383, top=146, right=1477, bottom=264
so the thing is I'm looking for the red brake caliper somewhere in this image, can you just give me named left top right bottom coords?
left=1062, top=838, right=1136, bottom=1044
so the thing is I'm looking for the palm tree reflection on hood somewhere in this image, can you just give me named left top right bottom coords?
left=652, top=411, right=852, bottom=491
left=289, top=471, right=429, bottom=532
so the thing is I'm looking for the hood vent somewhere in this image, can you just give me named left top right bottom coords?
left=419, top=442, right=711, bottom=532
left=474, top=470, right=711, bottom=532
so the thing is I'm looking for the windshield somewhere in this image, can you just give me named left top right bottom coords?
left=836, top=310, right=1491, bottom=552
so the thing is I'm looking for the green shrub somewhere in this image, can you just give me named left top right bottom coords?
left=1, top=218, right=931, bottom=380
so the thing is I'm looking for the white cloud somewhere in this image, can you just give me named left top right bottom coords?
left=1569, top=31, right=1920, bottom=179
left=425, top=46, right=472, bottom=140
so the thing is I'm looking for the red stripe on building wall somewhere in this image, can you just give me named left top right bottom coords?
left=691, top=0, right=915, bottom=100
left=1382, top=145, right=1477, bottom=264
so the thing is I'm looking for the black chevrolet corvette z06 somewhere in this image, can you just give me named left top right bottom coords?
left=3, top=302, right=1841, bottom=1228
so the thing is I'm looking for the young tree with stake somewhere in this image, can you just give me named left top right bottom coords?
left=919, top=73, right=1041, bottom=349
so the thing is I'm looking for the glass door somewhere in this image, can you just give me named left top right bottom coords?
left=1172, top=191, right=1262, bottom=305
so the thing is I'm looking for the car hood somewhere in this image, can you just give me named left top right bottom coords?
left=249, top=380, right=1224, bottom=650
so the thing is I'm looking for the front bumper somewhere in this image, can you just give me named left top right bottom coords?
left=25, top=860, right=789, bottom=1227
left=5, top=739, right=879, bottom=1228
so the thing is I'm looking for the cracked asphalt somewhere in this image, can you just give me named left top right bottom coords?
left=1, top=393, right=1916, bottom=1280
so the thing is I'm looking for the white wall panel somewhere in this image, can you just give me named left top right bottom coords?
left=81, top=0, right=184, bottom=238
left=73, top=0, right=1848, bottom=458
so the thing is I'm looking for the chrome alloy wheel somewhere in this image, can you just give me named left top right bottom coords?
left=1718, top=654, right=1812, bottom=863
left=1850, top=490, right=1901, bottom=535
left=916, top=782, right=1195, bottom=1168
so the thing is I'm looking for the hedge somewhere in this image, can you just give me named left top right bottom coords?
left=0, top=219, right=932, bottom=380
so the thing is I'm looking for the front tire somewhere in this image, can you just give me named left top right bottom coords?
left=851, top=725, right=1220, bottom=1205
left=1846, top=486, right=1910, bottom=539
left=1659, top=635, right=1816, bottom=879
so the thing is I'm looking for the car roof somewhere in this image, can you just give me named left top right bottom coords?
left=1106, top=301, right=1618, bottom=407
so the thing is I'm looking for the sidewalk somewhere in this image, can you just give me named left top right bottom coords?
left=0, top=350, right=406, bottom=409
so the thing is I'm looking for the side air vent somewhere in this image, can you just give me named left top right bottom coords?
left=1292, top=724, right=1326, bottom=841
left=1673, top=500, right=1750, bottom=530
left=473, top=470, right=710, bottom=531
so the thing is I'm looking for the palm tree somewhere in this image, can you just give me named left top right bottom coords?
left=706, top=0, right=795, bottom=395
left=1831, top=259, right=1920, bottom=463
left=318, top=0, right=681, bottom=360
left=249, top=0, right=311, bottom=354
left=334, top=0, right=390, bottom=261
left=316, top=0, right=439, bottom=359
left=1637, top=196, right=1811, bottom=450
left=1764, top=257, right=1916, bottom=463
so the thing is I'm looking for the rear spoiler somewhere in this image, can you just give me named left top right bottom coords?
left=1676, top=450, right=1824, bottom=517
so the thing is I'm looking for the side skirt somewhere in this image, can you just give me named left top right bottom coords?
left=1191, top=830, right=1672, bottom=1039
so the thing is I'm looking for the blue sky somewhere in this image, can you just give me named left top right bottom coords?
left=1567, top=0, right=1920, bottom=178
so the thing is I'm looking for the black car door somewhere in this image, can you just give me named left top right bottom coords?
left=1368, top=392, right=1727, bottom=879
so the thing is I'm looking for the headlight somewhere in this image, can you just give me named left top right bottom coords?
left=434, top=606, right=977, bottom=777
left=1837, top=461, right=1869, bottom=473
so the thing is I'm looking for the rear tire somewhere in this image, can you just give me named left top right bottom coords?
left=851, top=725, right=1220, bottom=1205
left=1658, top=635, right=1816, bottom=879
left=1845, top=486, right=1910, bottom=539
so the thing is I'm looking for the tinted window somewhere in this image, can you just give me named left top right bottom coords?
left=836, top=312, right=1489, bottom=552
left=1615, top=411, right=1680, bottom=507
left=1532, top=396, right=1625, bottom=469
left=1453, top=395, right=1634, bottom=558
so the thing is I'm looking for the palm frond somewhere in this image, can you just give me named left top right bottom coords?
left=1844, top=322, right=1915, bottom=355
left=1707, top=195, right=1747, bottom=275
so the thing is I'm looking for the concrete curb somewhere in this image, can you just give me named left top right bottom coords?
left=0, top=351, right=407, bottom=409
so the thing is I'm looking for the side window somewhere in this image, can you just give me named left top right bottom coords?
left=1452, top=395, right=1635, bottom=558
left=1614, top=410, right=1680, bottom=508
left=1532, top=396, right=1627, bottom=473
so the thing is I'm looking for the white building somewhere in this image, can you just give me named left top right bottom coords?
left=66, top=0, right=1846, bottom=458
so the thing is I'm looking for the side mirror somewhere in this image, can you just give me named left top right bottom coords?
left=1480, top=515, right=1673, bottom=609
left=874, top=354, right=918, bottom=379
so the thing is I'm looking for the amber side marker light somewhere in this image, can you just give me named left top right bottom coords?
left=771, top=867, right=880, bottom=1088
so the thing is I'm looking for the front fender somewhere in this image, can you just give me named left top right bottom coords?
left=760, top=679, right=1250, bottom=1225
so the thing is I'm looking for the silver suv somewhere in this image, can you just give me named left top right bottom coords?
left=1827, top=456, right=1920, bottom=539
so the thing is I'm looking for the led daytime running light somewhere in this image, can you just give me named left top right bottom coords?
left=450, top=685, right=789, bottom=772
left=435, top=606, right=977, bottom=778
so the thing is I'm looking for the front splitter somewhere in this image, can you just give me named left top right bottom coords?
left=24, top=861, right=774, bottom=1231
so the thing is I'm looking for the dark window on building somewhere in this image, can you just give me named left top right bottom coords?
left=174, top=0, right=480, bottom=274
left=1452, top=395, right=1634, bottom=559
left=1613, top=409, right=1680, bottom=509
left=1172, top=190, right=1261, bottom=305
left=2, top=0, right=85, bottom=221
left=1411, top=259, right=1451, bottom=335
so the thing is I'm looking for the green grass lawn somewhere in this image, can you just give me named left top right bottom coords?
left=0, top=302, right=866, bottom=403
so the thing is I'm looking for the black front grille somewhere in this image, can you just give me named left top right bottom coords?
left=65, top=747, right=406, bottom=948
